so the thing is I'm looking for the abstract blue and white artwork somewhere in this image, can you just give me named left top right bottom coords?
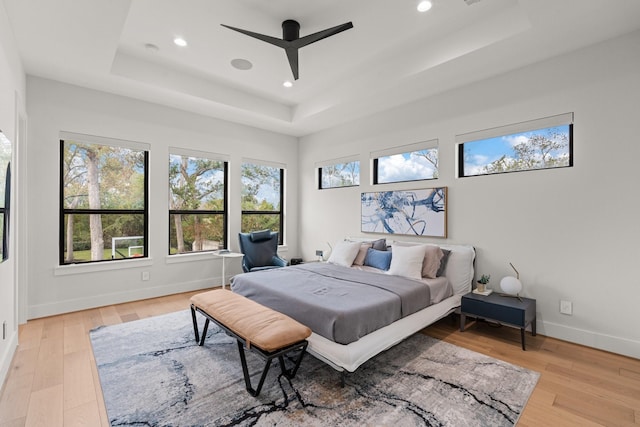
left=361, top=187, right=447, bottom=237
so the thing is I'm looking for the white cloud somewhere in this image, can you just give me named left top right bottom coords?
left=378, top=153, right=436, bottom=182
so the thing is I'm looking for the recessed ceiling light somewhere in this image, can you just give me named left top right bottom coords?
left=173, top=37, right=187, bottom=47
left=283, top=81, right=293, bottom=88
left=144, top=43, right=159, bottom=52
left=417, top=1, right=433, bottom=12
left=231, top=58, right=253, bottom=70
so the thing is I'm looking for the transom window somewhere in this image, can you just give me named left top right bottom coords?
left=241, top=161, right=284, bottom=244
left=60, top=133, right=148, bottom=264
left=458, top=113, right=573, bottom=177
left=169, top=149, right=228, bottom=254
left=372, top=140, right=438, bottom=184
left=318, top=158, right=360, bottom=189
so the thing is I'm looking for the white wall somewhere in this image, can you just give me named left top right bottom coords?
left=0, top=1, right=26, bottom=392
left=299, top=30, right=640, bottom=359
left=25, top=77, right=298, bottom=319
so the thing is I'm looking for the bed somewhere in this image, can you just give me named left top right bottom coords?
left=230, top=241, right=475, bottom=373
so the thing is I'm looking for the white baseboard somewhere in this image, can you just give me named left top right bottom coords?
left=0, top=331, right=18, bottom=396
left=538, top=319, right=640, bottom=360
left=27, top=278, right=217, bottom=320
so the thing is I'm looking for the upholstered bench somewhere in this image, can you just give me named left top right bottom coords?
left=190, top=289, right=311, bottom=396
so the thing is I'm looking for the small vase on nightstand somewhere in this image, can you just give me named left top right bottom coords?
left=477, top=282, right=486, bottom=293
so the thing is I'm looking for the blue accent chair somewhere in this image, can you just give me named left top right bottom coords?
left=238, top=230, right=287, bottom=273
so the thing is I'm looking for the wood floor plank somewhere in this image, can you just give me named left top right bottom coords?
left=88, top=345, right=110, bottom=427
left=553, top=392, right=636, bottom=427
left=63, top=350, right=95, bottom=411
left=63, top=400, right=102, bottom=427
left=25, top=384, right=63, bottom=427
left=620, top=366, right=640, bottom=382
left=0, top=418, right=27, bottom=427
left=546, top=362, right=640, bottom=405
left=31, top=337, right=63, bottom=392
left=63, top=324, right=89, bottom=355
left=97, top=306, right=121, bottom=326
left=41, top=316, right=64, bottom=341
left=0, top=368, right=32, bottom=424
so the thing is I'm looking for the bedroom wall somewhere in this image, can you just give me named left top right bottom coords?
left=0, top=1, right=26, bottom=393
left=25, top=76, right=299, bottom=319
left=298, top=30, right=640, bottom=359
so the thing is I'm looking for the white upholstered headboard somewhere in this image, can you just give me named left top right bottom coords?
left=346, top=237, right=475, bottom=296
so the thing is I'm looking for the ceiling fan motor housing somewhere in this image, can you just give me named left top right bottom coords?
left=282, top=20, right=300, bottom=41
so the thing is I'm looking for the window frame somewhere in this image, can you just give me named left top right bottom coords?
left=457, top=113, right=574, bottom=178
left=168, top=149, right=229, bottom=255
left=316, top=156, right=360, bottom=189
left=59, top=134, right=149, bottom=265
left=371, top=140, right=439, bottom=185
left=241, top=162, right=284, bottom=245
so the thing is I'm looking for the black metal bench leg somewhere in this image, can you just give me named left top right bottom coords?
left=190, top=305, right=200, bottom=343
left=278, top=343, right=307, bottom=379
left=237, top=340, right=272, bottom=397
left=199, top=318, right=210, bottom=346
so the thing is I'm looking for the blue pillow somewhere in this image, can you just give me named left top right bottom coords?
left=364, top=248, right=392, bottom=271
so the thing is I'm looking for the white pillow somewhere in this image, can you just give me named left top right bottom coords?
left=327, top=241, right=362, bottom=267
left=387, top=244, right=427, bottom=280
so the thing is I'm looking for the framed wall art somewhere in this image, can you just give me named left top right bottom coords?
left=361, top=187, right=447, bottom=237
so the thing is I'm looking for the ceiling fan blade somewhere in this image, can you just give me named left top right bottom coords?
left=292, top=22, right=353, bottom=49
left=284, top=47, right=299, bottom=80
left=220, top=24, right=287, bottom=48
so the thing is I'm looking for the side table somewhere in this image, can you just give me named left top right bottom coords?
left=460, top=292, right=536, bottom=350
left=214, top=251, right=244, bottom=289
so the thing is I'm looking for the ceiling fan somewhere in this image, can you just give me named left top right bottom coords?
left=221, top=20, right=354, bottom=80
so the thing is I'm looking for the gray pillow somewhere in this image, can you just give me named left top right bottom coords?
left=371, top=238, right=387, bottom=251
left=436, top=249, right=452, bottom=277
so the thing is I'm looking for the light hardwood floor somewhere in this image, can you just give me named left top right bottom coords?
left=0, top=290, right=638, bottom=426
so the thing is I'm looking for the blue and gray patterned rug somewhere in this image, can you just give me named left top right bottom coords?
left=90, top=310, right=539, bottom=426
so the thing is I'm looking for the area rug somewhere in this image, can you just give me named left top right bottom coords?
left=90, top=310, right=539, bottom=426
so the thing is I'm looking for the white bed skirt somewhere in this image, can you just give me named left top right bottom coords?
left=307, top=293, right=463, bottom=372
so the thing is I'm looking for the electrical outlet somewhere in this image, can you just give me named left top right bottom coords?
left=560, top=300, right=572, bottom=315
left=315, top=250, right=323, bottom=257
left=142, top=271, right=150, bottom=281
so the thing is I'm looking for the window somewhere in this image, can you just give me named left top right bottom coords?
left=458, top=113, right=573, bottom=177
left=169, top=150, right=228, bottom=254
left=60, top=133, right=148, bottom=264
left=318, top=157, right=360, bottom=189
left=372, top=140, right=438, bottom=184
left=241, top=161, right=284, bottom=243
left=0, top=130, right=10, bottom=262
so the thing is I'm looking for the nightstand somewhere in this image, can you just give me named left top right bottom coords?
left=460, top=292, right=536, bottom=350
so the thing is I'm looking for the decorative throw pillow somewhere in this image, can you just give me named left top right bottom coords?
left=371, top=238, right=387, bottom=251
left=422, top=245, right=444, bottom=279
left=364, top=248, right=392, bottom=271
left=353, top=242, right=373, bottom=266
left=387, top=244, right=427, bottom=280
left=327, top=240, right=362, bottom=267
left=436, top=249, right=452, bottom=277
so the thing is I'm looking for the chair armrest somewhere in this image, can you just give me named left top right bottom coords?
left=272, top=256, right=288, bottom=267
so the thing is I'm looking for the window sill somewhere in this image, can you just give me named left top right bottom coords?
left=165, top=252, right=218, bottom=264
left=54, top=257, right=154, bottom=276
left=165, top=245, right=289, bottom=264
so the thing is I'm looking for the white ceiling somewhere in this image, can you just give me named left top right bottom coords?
left=4, top=0, right=640, bottom=136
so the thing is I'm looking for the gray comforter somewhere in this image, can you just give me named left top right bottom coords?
left=230, top=262, right=431, bottom=345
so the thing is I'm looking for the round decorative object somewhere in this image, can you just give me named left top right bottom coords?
left=500, top=276, right=522, bottom=295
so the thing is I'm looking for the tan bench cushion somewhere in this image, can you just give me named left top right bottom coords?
left=191, top=289, right=311, bottom=353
